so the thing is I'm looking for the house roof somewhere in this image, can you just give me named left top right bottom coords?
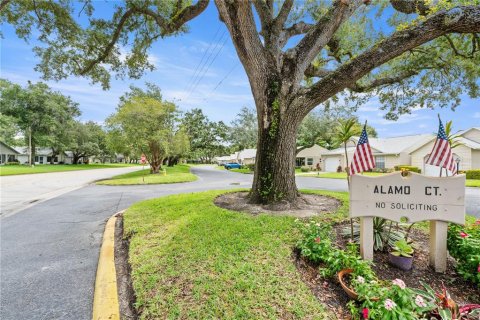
left=456, top=137, right=480, bottom=150
left=238, top=148, right=256, bottom=159
left=323, top=133, right=435, bottom=156
left=14, top=147, right=71, bottom=156
left=0, top=141, right=20, bottom=154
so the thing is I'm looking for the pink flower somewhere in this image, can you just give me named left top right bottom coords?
left=415, top=295, right=427, bottom=308
left=477, top=264, right=480, bottom=273
left=392, top=279, right=406, bottom=289
left=314, top=237, right=321, bottom=243
left=459, top=231, right=469, bottom=238
left=362, top=308, right=369, bottom=319
left=384, top=299, right=397, bottom=311
left=475, top=219, right=480, bottom=225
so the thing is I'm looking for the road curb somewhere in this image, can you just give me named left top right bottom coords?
left=92, top=212, right=123, bottom=320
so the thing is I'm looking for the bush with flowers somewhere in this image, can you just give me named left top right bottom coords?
left=447, top=220, right=480, bottom=285
left=296, top=220, right=480, bottom=319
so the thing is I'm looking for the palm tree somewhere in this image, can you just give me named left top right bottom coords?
left=334, top=118, right=358, bottom=179
left=334, top=118, right=358, bottom=240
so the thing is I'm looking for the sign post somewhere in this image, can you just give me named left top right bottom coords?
left=350, top=171, right=465, bottom=272
left=141, top=154, right=146, bottom=183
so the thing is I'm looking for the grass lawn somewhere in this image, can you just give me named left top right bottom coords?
left=124, top=190, right=348, bottom=319
left=466, top=179, right=480, bottom=187
left=97, top=164, right=196, bottom=185
left=0, top=163, right=139, bottom=176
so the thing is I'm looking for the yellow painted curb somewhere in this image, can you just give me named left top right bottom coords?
left=92, top=214, right=120, bottom=320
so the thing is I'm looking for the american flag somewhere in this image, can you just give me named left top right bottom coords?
left=426, top=118, right=456, bottom=174
left=350, top=125, right=375, bottom=175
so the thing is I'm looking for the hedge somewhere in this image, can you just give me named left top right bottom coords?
left=394, top=165, right=421, bottom=173
left=466, top=169, right=480, bottom=180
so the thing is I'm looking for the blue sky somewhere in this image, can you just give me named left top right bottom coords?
left=1, top=2, right=478, bottom=137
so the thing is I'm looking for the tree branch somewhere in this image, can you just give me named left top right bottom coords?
left=0, top=0, right=11, bottom=12
left=272, top=0, right=293, bottom=33
left=304, top=64, right=333, bottom=78
left=302, top=5, right=480, bottom=112
left=283, top=0, right=363, bottom=85
left=349, top=70, right=419, bottom=92
left=279, top=21, right=314, bottom=48
left=80, top=8, right=136, bottom=75
left=79, top=0, right=208, bottom=76
left=390, top=0, right=429, bottom=15
left=444, top=34, right=476, bottom=59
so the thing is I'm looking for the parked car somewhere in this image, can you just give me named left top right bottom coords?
left=224, top=162, right=241, bottom=170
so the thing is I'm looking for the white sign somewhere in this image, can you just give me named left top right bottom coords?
left=349, top=171, right=466, bottom=272
left=350, top=172, right=465, bottom=224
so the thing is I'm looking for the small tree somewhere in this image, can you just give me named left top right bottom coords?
left=108, top=95, right=179, bottom=173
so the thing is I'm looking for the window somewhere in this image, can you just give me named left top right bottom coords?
left=375, top=156, right=385, bottom=169
left=307, top=158, right=313, bottom=165
left=295, top=158, right=305, bottom=167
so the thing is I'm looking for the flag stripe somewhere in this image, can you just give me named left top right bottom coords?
left=350, top=126, right=375, bottom=175
left=426, top=118, right=457, bottom=175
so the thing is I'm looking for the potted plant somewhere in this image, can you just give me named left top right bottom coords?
left=389, top=239, right=414, bottom=270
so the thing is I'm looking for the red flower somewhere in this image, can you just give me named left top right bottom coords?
left=362, top=308, right=369, bottom=319
left=477, top=264, right=480, bottom=273
left=475, top=220, right=480, bottom=225
left=314, top=237, right=321, bottom=243
left=459, top=231, right=469, bottom=238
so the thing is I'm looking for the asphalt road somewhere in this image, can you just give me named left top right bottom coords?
left=1, top=166, right=478, bottom=320
left=0, top=166, right=144, bottom=217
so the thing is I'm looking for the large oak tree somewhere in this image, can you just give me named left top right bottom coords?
left=2, top=0, right=479, bottom=204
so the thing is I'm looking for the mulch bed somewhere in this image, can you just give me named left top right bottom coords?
left=294, top=221, right=480, bottom=319
left=214, top=191, right=341, bottom=217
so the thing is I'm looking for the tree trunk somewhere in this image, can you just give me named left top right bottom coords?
left=150, top=160, right=161, bottom=174
left=250, top=103, right=300, bottom=204
left=73, top=153, right=80, bottom=164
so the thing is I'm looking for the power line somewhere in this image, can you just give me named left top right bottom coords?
left=185, top=29, right=226, bottom=97
left=203, top=64, right=239, bottom=102
left=185, top=32, right=228, bottom=101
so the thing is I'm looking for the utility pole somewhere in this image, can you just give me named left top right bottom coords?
left=29, top=126, right=33, bottom=167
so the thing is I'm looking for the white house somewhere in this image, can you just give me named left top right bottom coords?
left=16, top=147, right=73, bottom=164
left=321, top=127, right=480, bottom=174
left=0, top=141, right=20, bottom=164
left=296, top=144, right=328, bottom=168
left=237, top=149, right=256, bottom=165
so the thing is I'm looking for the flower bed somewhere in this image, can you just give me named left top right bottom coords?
left=296, top=220, right=480, bottom=319
left=447, top=220, right=480, bottom=285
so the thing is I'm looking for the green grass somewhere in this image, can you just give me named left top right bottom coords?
left=124, top=190, right=348, bottom=319
left=0, top=163, right=139, bottom=176
left=466, top=179, right=480, bottom=187
left=97, top=165, right=196, bottom=185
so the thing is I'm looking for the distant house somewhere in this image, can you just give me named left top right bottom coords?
left=296, top=144, right=328, bottom=168
left=15, top=147, right=73, bottom=164
left=0, top=141, right=20, bottom=164
left=237, top=149, right=256, bottom=165
left=321, top=127, right=480, bottom=174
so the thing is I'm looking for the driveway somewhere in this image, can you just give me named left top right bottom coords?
left=1, top=166, right=478, bottom=320
left=0, top=166, right=144, bottom=217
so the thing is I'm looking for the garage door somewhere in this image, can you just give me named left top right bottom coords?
left=325, top=157, right=340, bottom=172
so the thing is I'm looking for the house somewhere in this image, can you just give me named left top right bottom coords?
left=321, top=127, right=480, bottom=174
left=237, top=149, right=256, bottom=165
left=16, top=147, right=73, bottom=164
left=0, top=141, right=20, bottom=164
left=296, top=144, right=328, bottom=168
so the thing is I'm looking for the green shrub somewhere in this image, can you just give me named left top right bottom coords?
left=245, top=163, right=255, bottom=171
left=394, top=165, right=421, bottom=173
left=466, top=169, right=480, bottom=180
left=447, top=221, right=480, bottom=285
left=4, top=161, right=20, bottom=165
left=371, top=167, right=393, bottom=173
left=300, top=166, right=310, bottom=172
